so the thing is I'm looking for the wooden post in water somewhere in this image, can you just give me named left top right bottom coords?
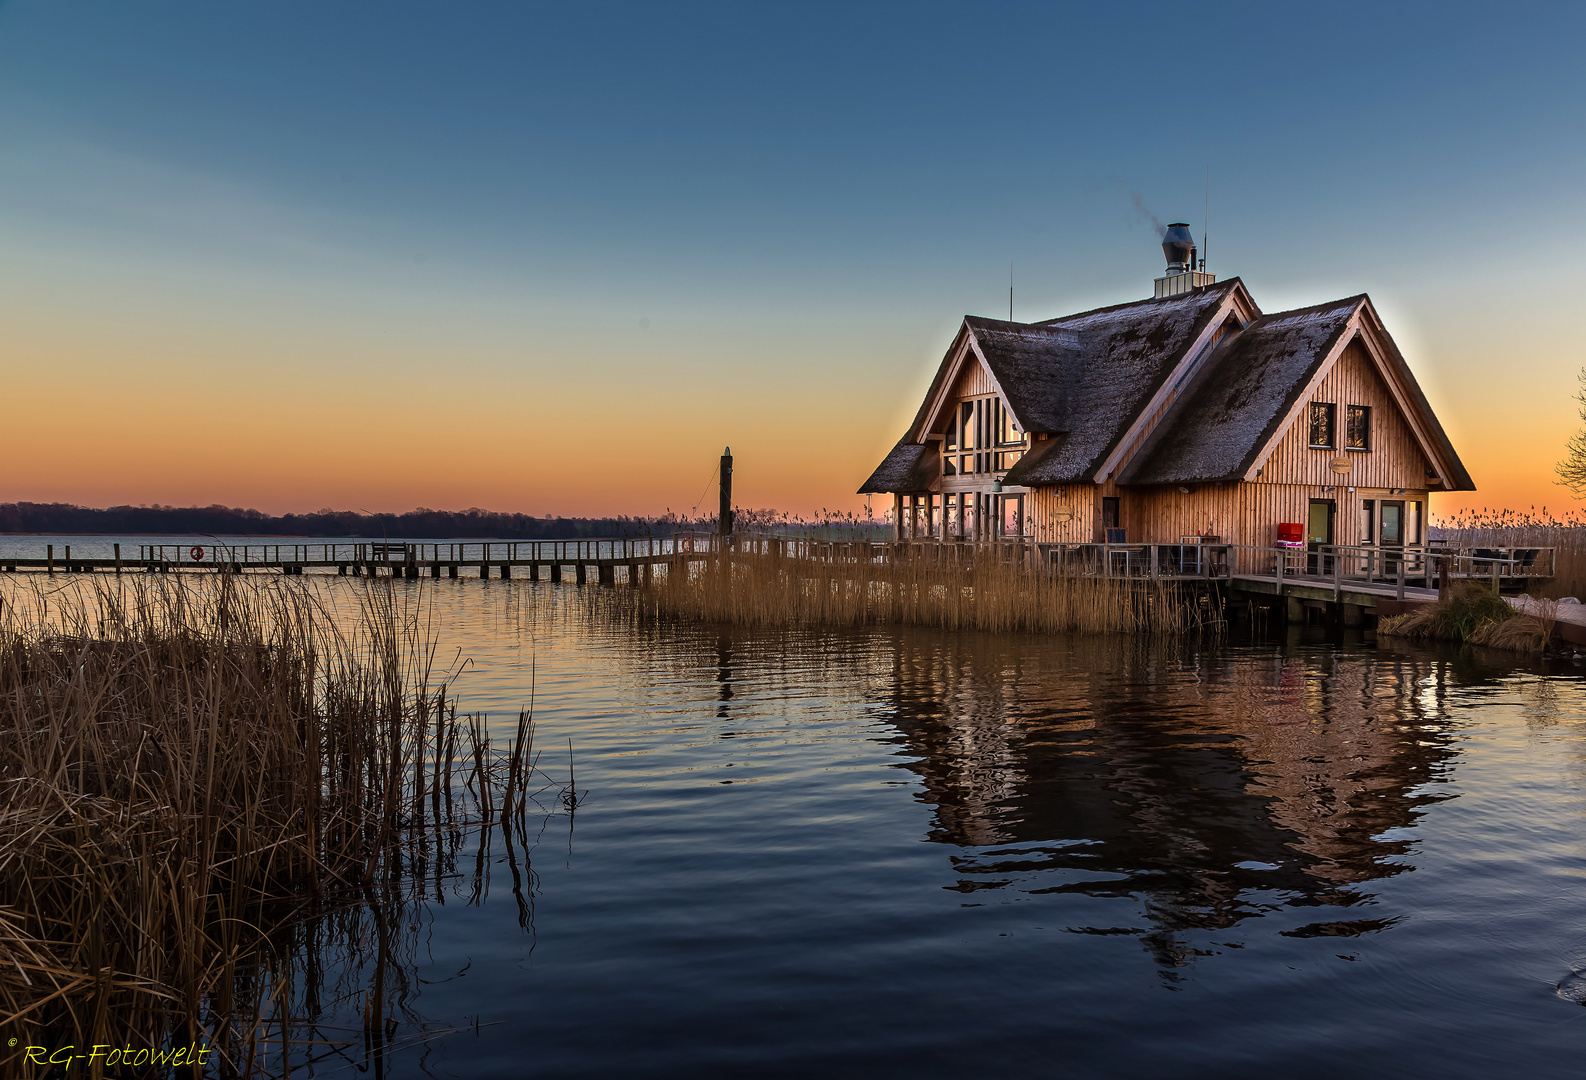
left=114, top=543, right=121, bottom=574
left=720, top=446, right=734, bottom=548
left=47, top=544, right=53, bottom=574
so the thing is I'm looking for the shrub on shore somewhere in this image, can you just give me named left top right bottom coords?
left=1377, top=580, right=1553, bottom=652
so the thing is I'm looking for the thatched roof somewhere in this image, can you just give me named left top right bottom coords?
left=858, top=438, right=935, bottom=494
left=1120, top=297, right=1364, bottom=485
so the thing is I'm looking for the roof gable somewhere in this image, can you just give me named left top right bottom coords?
left=1120, top=297, right=1364, bottom=485
left=1119, top=294, right=1475, bottom=490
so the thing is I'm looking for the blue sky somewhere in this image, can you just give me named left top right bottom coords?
left=0, top=2, right=1580, bottom=515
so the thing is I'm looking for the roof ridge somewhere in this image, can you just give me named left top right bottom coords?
left=1031, top=276, right=1241, bottom=325
left=1251, top=293, right=1368, bottom=323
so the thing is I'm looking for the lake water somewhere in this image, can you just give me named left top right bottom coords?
left=10, top=567, right=1586, bottom=1076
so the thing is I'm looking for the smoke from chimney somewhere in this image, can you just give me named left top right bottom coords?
left=1130, top=191, right=1166, bottom=239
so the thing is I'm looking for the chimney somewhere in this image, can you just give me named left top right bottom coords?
left=1153, top=222, right=1216, bottom=299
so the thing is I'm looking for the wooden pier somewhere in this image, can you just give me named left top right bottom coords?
left=0, top=536, right=1555, bottom=626
left=0, top=538, right=704, bottom=584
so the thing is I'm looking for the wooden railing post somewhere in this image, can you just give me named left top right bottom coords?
left=1396, top=557, right=1405, bottom=600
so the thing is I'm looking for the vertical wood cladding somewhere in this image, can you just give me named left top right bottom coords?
left=951, top=356, right=995, bottom=400
left=1260, top=338, right=1429, bottom=489
left=1026, top=485, right=1095, bottom=543
left=1028, top=477, right=1431, bottom=567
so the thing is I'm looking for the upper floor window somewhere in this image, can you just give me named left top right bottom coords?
left=1345, top=405, right=1371, bottom=450
left=1309, top=402, right=1336, bottom=449
left=941, top=395, right=1025, bottom=476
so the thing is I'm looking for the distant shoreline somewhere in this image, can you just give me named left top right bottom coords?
left=0, top=501, right=679, bottom=541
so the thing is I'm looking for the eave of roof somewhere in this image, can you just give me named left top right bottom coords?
left=858, top=438, right=936, bottom=494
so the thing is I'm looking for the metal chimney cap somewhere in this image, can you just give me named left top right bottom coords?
left=1161, top=223, right=1196, bottom=270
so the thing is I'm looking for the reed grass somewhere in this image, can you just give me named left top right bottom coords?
left=0, top=574, right=553, bottom=1075
left=610, top=547, right=1216, bottom=636
left=1434, top=507, right=1586, bottom=599
left=1377, top=579, right=1554, bottom=652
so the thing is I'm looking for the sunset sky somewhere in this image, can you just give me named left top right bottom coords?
left=1, top=2, right=1582, bottom=520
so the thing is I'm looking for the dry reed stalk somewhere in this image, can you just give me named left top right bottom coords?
left=1433, top=507, right=1586, bottom=599
left=608, top=548, right=1216, bottom=636
left=0, top=574, right=555, bottom=1076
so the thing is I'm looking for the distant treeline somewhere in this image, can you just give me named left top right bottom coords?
left=0, top=502, right=686, bottom=539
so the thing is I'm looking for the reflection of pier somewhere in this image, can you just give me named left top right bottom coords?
left=872, top=633, right=1455, bottom=961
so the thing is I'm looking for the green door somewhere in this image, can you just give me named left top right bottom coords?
left=1307, top=500, right=1334, bottom=574
left=1380, top=501, right=1403, bottom=547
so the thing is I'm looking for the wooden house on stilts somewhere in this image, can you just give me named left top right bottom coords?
left=860, top=225, right=1474, bottom=574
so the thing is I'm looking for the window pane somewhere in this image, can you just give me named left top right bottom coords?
left=1346, top=405, right=1370, bottom=449
left=1309, top=403, right=1335, bottom=448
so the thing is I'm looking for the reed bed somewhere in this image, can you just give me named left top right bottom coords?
left=1434, top=507, right=1586, bottom=599
left=610, top=547, right=1216, bottom=636
left=0, top=574, right=553, bottom=1076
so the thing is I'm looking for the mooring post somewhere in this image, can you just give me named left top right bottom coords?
left=114, top=543, right=122, bottom=574
left=576, top=563, right=587, bottom=585
left=720, top=446, right=734, bottom=548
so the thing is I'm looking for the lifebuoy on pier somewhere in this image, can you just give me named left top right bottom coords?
left=190, top=546, right=205, bottom=560
left=680, top=537, right=693, bottom=553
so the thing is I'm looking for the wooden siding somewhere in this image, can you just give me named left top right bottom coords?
left=1026, top=485, right=1096, bottom=543
left=1260, top=337, right=1430, bottom=489
left=1027, top=476, right=1432, bottom=557
left=950, top=356, right=996, bottom=401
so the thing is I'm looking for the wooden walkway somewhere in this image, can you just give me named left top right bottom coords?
left=0, top=538, right=706, bottom=585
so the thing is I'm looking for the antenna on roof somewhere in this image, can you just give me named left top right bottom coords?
left=1009, top=260, right=1013, bottom=322
left=1202, top=159, right=1209, bottom=272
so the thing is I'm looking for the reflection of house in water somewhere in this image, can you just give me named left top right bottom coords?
left=871, top=632, right=1454, bottom=964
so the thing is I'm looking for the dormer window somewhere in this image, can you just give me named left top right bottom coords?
left=1308, top=402, right=1336, bottom=449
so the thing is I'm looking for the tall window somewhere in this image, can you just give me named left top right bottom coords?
left=1345, top=405, right=1371, bottom=450
left=1309, top=402, right=1336, bottom=449
left=939, top=395, right=1026, bottom=476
